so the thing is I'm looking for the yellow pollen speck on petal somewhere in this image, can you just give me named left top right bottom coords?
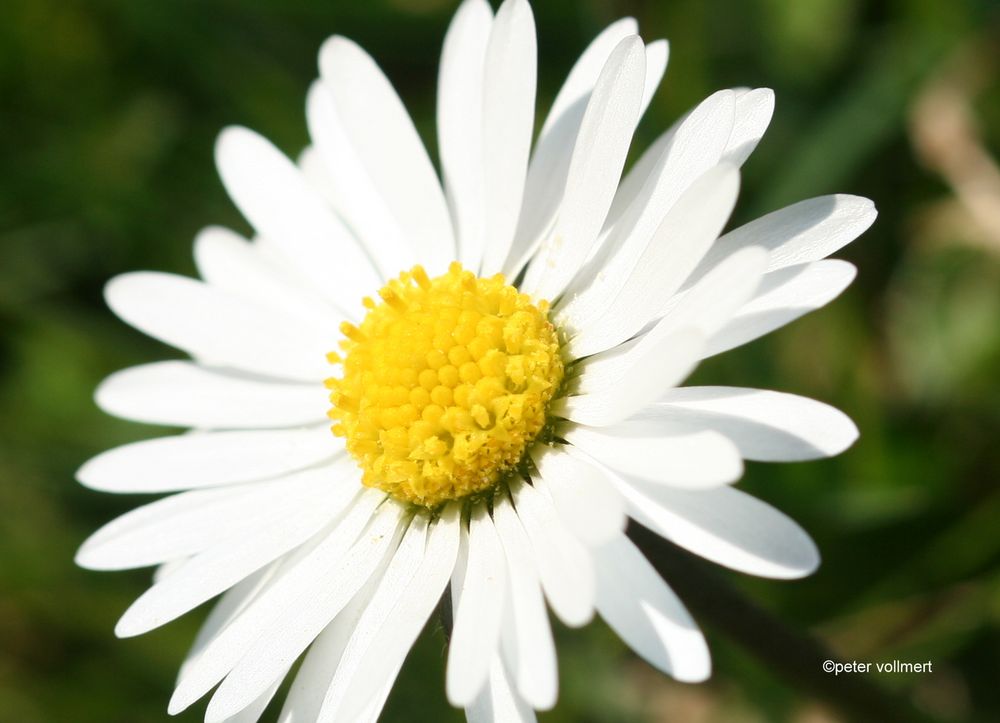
left=326, top=262, right=564, bottom=508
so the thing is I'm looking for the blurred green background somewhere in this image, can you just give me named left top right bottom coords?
left=2, top=0, right=1000, bottom=721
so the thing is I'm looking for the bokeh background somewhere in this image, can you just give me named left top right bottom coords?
left=3, top=0, right=1000, bottom=721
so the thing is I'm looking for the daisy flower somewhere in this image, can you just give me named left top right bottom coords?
left=76, top=0, right=876, bottom=720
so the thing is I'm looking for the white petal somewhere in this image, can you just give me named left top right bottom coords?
left=491, top=496, right=557, bottom=710
left=114, top=471, right=364, bottom=638
left=169, top=491, right=385, bottom=714
left=641, top=40, right=669, bottom=115
left=178, top=565, right=278, bottom=684
left=218, top=677, right=284, bottom=723
left=598, top=89, right=736, bottom=246
left=297, top=145, right=343, bottom=214
left=95, top=361, right=328, bottom=429
left=510, top=478, right=594, bottom=627
left=722, top=87, right=774, bottom=166
left=538, top=18, right=637, bottom=141
left=319, top=36, right=454, bottom=273
left=555, top=329, right=704, bottom=427
left=305, top=83, right=416, bottom=278
left=352, top=682, right=395, bottom=723
left=214, top=126, right=379, bottom=310
left=564, top=424, right=742, bottom=488
left=523, top=36, right=646, bottom=300
left=609, top=476, right=820, bottom=579
left=193, top=225, right=345, bottom=330
left=508, top=17, right=637, bottom=271
left=205, top=504, right=408, bottom=723
left=105, top=272, right=335, bottom=382
left=153, top=558, right=186, bottom=583
left=478, top=0, right=537, bottom=275
left=653, top=245, right=769, bottom=338
left=78, top=483, right=274, bottom=571
left=561, top=92, right=736, bottom=325
left=564, top=163, right=740, bottom=357
left=593, top=534, right=710, bottom=682
left=194, top=569, right=290, bottom=723
left=330, top=504, right=462, bottom=723
left=465, top=657, right=537, bottom=723
left=692, top=194, right=876, bottom=284
left=573, top=247, right=765, bottom=399
left=447, top=504, right=507, bottom=706
left=77, top=464, right=352, bottom=571
left=276, top=548, right=385, bottom=723
left=437, top=0, right=493, bottom=271
left=529, top=445, right=625, bottom=546
left=652, top=387, right=859, bottom=461
left=309, top=517, right=429, bottom=722
left=77, top=426, right=338, bottom=494
left=704, top=259, right=857, bottom=357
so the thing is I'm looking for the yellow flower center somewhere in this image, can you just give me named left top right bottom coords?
left=326, top=262, right=564, bottom=508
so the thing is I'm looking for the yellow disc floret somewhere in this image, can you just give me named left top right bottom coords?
left=326, top=262, right=564, bottom=508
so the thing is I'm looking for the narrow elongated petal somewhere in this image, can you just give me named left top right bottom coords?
left=153, top=558, right=186, bottom=583
left=564, top=424, right=742, bottom=488
left=448, top=504, right=508, bottom=705
left=598, top=89, right=736, bottom=242
left=652, top=246, right=769, bottom=338
left=491, top=496, right=557, bottom=710
left=214, top=126, right=379, bottom=309
left=296, top=145, right=343, bottom=214
left=523, top=36, right=646, bottom=300
left=564, top=164, right=739, bottom=357
left=691, top=194, right=876, bottom=285
left=218, top=677, right=285, bottom=723
left=115, top=472, right=363, bottom=637
left=178, top=566, right=278, bottom=683
left=510, top=34, right=666, bottom=277
left=704, top=259, right=857, bottom=357
left=105, top=272, right=335, bottom=382
left=95, top=362, right=328, bottom=429
left=194, top=226, right=345, bottom=329
left=593, top=535, right=710, bottom=682
left=478, top=0, right=537, bottom=275
left=574, top=247, right=765, bottom=413
left=538, top=18, right=637, bottom=141
left=641, top=40, right=669, bottom=114
left=437, top=0, right=493, bottom=271
left=556, top=330, right=704, bottom=427
left=276, top=550, right=386, bottom=722
left=77, top=426, right=338, bottom=494
left=309, top=518, right=428, bottom=722
left=319, top=36, right=455, bottom=272
left=169, top=492, right=385, bottom=714
left=610, top=475, right=820, bottom=578
left=78, top=464, right=354, bottom=572
left=563, top=94, right=736, bottom=327
left=511, top=479, right=594, bottom=627
left=508, top=17, right=638, bottom=270
left=77, top=484, right=274, bottom=571
left=651, top=387, right=859, bottom=461
left=722, top=87, right=774, bottom=166
left=77, top=464, right=353, bottom=571
left=304, top=84, right=416, bottom=278
left=465, top=657, right=537, bottom=723
left=530, top=446, right=626, bottom=546
left=205, top=506, right=409, bottom=723
left=330, top=505, right=462, bottom=723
